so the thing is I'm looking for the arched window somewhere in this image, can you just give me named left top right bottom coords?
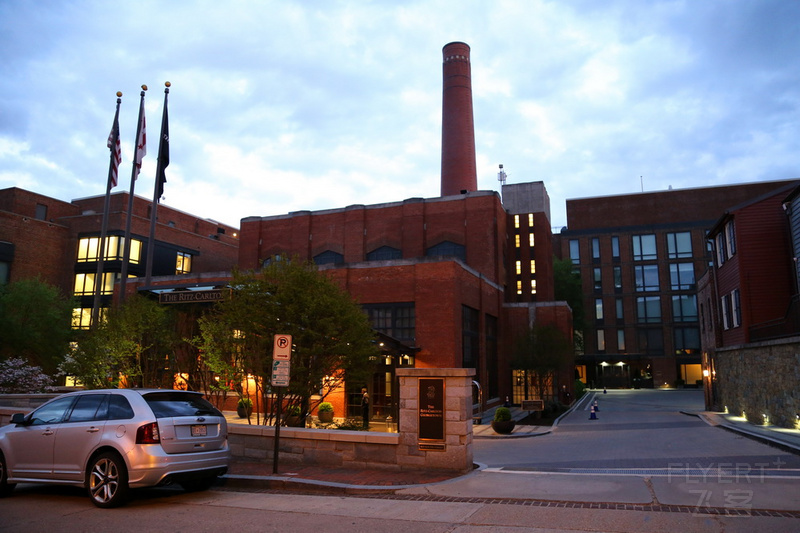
left=426, top=241, right=465, bottom=261
left=366, top=246, right=401, bottom=261
left=313, top=250, right=344, bottom=266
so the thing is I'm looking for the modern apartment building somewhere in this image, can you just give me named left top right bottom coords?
left=556, top=180, right=796, bottom=389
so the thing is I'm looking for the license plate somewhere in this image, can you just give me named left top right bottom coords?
left=191, top=425, right=207, bottom=437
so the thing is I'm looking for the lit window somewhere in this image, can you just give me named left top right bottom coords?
left=596, top=330, right=605, bottom=351
left=72, top=307, right=107, bottom=330
left=516, top=280, right=522, bottom=295
left=514, top=215, right=520, bottom=229
left=528, top=213, right=534, bottom=227
left=176, top=252, right=192, bottom=274
left=530, top=280, right=537, bottom=294
left=617, top=330, right=626, bottom=351
left=529, top=233, right=534, bottom=247
left=515, top=261, right=521, bottom=275
left=530, top=260, right=536, bottom=274
left=76, top=236, right=142, bottom=263
left=73, top=273, right=115, bottom=296
left=595, top=298, right=603, bottom=320
left=515, top=235, right=520, bottom=248
left=128, top=239, right=142, bottom=264
left=77, top=237, right=100, bottom=262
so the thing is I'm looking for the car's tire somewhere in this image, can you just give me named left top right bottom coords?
left=87, top=452, right=129, bottom=508
left=179, top=476, right=217, bottom=492
left=0, top=451, right=16, bottom=497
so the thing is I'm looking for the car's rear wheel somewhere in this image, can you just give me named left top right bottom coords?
left=0, top=451, right=16, bottom=497
left=87, top=452, right=128, bottom=508
left=179, top=476, right=217, bottom=492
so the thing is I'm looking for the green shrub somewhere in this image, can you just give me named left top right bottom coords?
left=318, top=402, right=333, bottom=412
left=286, top=405, right=301, bottom=416
left=237, top=397, right=253, bottom=408
left=574, top=379, right=586, bottom=398
left=494, top=407, right=512, bottom=422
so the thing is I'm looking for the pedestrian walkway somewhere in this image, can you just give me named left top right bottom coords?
left=688, top=410, right=800, bottom=454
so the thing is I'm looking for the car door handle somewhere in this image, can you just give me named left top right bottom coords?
left=86, top=427, right=100, bottom=433
left=42, top=429, right=54, bottom=436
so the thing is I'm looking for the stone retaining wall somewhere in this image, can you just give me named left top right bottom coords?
left=0, top=368, right=476, bottom=474
left=715, top=336, right=800, bottom=428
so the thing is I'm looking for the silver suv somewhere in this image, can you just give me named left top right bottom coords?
left=0, top=389, right=229, bottom=507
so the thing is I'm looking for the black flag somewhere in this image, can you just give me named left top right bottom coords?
left=156, top=87, right=170, bottom=199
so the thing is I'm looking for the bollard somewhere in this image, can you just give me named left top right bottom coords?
left=589, top=405, right=597, bottom=420
left=603, top=387, right=607, bottom=394
left=594, top=399, right=599, bottom=412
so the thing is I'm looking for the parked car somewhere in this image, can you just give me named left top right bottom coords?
left=0, top=389, right=229, bottom=508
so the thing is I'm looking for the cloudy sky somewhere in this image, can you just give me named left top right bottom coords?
left=2, top=1, right=799, bottom=229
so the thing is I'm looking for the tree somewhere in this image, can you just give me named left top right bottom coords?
left=552, top=256, right=585, bottom=353
left=0, top=278, right=74, bottom=375
left=0, top=357, right=53, bottom=393
left=511, top=323, right=572, bottom=402
left=196, top=260, right=378, bottom=425
left=63, top=295, right=178, bottom=389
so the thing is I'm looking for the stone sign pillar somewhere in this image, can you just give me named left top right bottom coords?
left=396, top=368, right=474, bottom=473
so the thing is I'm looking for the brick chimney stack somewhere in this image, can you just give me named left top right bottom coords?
left=440, top=42, right=478, bottom=196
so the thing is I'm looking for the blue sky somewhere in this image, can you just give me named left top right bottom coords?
left=2, top=0, right=799, bottom=228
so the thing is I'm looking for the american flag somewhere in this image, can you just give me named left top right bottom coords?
left=107, top=114, right=122, bottom=187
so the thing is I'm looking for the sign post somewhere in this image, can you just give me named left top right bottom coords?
left=271, top=334, right=292, bottom=474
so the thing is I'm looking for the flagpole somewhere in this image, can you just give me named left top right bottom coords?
left=144, top=82, right=170, bottom=287
left=120, top=85, right=148, bottom=303
left=91, top=91, right=122, bottom=328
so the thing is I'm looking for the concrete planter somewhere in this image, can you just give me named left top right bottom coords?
left=491, top=420, right=515, bottom=434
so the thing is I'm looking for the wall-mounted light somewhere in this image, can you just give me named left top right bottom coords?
left=702, top=369, right=710, bottom=377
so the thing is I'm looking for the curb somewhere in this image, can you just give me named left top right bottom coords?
left=682, top=410, right=800, bottom=456
left=219, top=462, right=483, bottom=495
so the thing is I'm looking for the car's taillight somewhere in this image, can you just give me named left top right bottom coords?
left=136, top=422, right=160, bottom=444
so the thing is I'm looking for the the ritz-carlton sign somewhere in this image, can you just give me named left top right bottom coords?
left=158, top=289, right=230, bottom=304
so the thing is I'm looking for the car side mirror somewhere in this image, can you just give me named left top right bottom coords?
left=10, top=413, right=28, bottom=425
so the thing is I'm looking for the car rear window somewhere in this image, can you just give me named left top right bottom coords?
left=143, top=392, right=222, bottom=418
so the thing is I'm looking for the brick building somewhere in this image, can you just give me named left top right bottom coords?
left=0, top=187, right=239, bottom=327
left=556, top=179, right=796, bottom=389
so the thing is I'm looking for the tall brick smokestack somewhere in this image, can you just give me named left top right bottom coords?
left=441, top=42, right=478, bottom=196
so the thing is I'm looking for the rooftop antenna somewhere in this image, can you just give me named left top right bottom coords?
left=640, top=175, right=643, bottom=192
left=497, top=164, right=507, bottom=186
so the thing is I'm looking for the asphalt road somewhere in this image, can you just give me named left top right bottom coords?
left=474, top=389, right=800, bottom=473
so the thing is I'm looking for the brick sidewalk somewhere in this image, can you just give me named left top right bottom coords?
left=228, top=457, right=462, bottom=486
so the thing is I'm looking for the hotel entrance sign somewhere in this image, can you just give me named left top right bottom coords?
left=418, top=377, right=446, bottom=450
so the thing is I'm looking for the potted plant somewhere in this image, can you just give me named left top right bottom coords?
left=284, top=405, right=303, bottom=427
left=236, top=397, right=253, bottom=418
left=491, top=406, right=515, bottom=434
left=317, top=402, right=334, bottom=423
